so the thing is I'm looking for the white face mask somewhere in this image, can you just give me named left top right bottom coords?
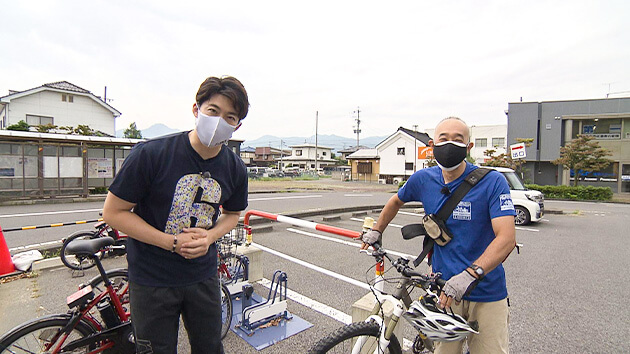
left=195, top=110, right=237, bottom=147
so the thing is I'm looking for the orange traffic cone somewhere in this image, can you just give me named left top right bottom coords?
left=0, top=225, right=16, bottom=275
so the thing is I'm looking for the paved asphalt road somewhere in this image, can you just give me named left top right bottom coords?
left=1, top=196, right=629, bottom=353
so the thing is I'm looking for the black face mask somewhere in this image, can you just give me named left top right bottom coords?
left=432, top=141, right=468, bottom=171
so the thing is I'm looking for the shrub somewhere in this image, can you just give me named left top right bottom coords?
left=525, top=184, right=612, bottom=201
left=398, top=180, right=406, bottom=189
left=89, top=187, right=109, bottom=195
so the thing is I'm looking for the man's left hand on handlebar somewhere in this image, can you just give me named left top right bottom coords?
left=439, top=269, right=479, bottom=309
left=360, top=229, right=382, bottom=250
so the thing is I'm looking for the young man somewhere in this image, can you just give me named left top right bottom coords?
left=103, top=76, right=249, bottom=353
left=362, top=117, right=516, bottom=354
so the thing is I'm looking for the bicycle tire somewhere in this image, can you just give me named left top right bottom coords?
left=221, top=283, right=233, bottom=340
left=88, top=268, right=130, bottom=306
left=0, top=314, right=96, bottom=353
left=218, top=254, right=248, bottom=285
left=308, top=321, right=402, bottom=354
left=60, top=231, right=106, bottom=271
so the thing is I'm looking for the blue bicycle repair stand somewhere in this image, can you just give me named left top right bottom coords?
left=230, top=270, right=313, bottom=351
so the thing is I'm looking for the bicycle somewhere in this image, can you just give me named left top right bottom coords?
left=308, top=244, right=478, bottom=354
left=60, top=213, right=127, bottom=271
left=0, top=237, right=134, bottom=353
left=216, top=223, right=249, bottom=339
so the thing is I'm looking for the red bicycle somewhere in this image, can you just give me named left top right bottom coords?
left=60, top=213, right=127, bottom=271
left=0, top=237, right=133, bottom=353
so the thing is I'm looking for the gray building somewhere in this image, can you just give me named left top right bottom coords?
left=507, top=97, right=630, bottom=193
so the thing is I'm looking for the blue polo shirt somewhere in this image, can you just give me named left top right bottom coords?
left=398, top=163, right=515, bottom=302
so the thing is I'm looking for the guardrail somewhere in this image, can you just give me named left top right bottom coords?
left=2, top=218, right=104, bottom=232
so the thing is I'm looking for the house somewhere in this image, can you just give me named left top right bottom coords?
left=240, top=146, right=256, bottom=166
left=507, top=96, right=630, bottom=193
left=375, top=127, right=431, bottom=184
left=425, top=124, right=508, bottom=165
left=281, top=144, right=336, bottom=170
left=346, top=148, right=379, bottom=182
left=0, top=81, right=121, bottom=136
left=253, top=146, right=290, bottom=167
left=338, top=145, right=370, bottom=161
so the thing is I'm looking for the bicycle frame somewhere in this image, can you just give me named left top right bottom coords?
left=50, top=256, right=131, bottom=353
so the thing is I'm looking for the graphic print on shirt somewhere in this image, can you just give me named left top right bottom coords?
left=453, top=201, right=472, bottom=220
left=164, top=173, right=222, bottom=235
left=500, top=194, right=515, bottom=211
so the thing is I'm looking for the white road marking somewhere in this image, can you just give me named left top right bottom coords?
left=10, top=240, right=63, bottom=252
left=397, top=211, right=424, bottom=217
left=248, top=195, right=322, bottom=202
left=350, top=217, right=403, bottom=228
left=252, top=242, right=370, bottom=290
left=515, top=226, right=539, bottom=232
left=257, top=278, right=353, bottom=325
left=0, top=208, right=103, bottom=219
left=286, top=228, right=418, bottom=261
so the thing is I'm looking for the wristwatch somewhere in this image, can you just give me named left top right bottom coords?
left=469, top=264, right=485, bottom=280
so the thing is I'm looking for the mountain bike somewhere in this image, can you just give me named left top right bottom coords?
left=308, top=244, right=478, bottom=354
left=0, top=237, right=134, bottom=353
left=60, top=214, right=127, bottom=271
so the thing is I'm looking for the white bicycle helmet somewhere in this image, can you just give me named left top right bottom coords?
left=402, top=295, right=478, bottom=342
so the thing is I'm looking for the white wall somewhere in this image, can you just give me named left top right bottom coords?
left=377, top=132, right=428, bottom=175
left=6, top=90, right=116, bottom=135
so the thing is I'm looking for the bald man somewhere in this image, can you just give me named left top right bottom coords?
left=362, top=117, right=516, bottom=354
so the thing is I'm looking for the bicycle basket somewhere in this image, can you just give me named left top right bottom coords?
left=217, top=223, right=246, bottom=257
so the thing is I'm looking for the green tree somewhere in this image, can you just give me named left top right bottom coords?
left=123, top=122, right=143, bottom=139
left=552, top=134, right=613, bottom=186
left=74, top=124, right=96, bottom=136
left=482, top=149, right=515, bottom=169
left=35, top=123, right=58, bottom=133
left=7, top=120, right=30, bottom=131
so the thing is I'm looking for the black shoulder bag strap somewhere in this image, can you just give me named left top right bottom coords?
left=407, top=168, right=492, bottom=267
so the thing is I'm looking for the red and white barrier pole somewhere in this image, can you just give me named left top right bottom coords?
left=243, top=210, right=362, bottom=241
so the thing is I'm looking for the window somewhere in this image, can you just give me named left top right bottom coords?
left=26, top=114, right=54, bottom=126
left=69, top=95, right=74, bottom=103
left=61, top=94, right=74, bottom=103
left=397, top=147, right=405, bottom=155
left=405, top=162, right=414, bottom=171
left=322, top=151, right=327, bottom=156
left=357, top=162, right=372, bottom=173
left=296, top=150, right=302, bottom=156
left=475, top=138, right=487, bottom=147
left=492, top=138, right=505, bottom=148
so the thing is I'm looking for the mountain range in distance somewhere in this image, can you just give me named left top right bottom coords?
left=117, top=124, right=388, bottom=151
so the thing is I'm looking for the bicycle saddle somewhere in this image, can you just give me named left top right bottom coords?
left=65, top=237, right=115, bottom=256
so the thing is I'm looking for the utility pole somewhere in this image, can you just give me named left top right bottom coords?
left=353, top=107, right=361, bottom=148
left=315, top=111, right=319, bottom=172
left=413, top=124, right=418, bottom=172
left=280, top=139, right=284, bottom=171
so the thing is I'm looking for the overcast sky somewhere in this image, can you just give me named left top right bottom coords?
left=2, top=1, right=629, bottom=144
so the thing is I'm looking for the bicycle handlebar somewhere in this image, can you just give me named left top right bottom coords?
left=364, top=242, right=446, bottom=289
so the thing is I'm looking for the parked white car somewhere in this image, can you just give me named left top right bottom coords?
left=487, top=167, right=544, bottom=225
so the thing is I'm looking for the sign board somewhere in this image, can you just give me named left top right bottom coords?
left=510, top=143, right=526, bottom=160
left=417, top=146, right=433, bottom=159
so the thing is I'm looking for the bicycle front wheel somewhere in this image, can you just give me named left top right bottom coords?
left=219, top=254, right=248, bottom=284
left=221, top=283, right=233, bottom=339
left=61, top=231, right=104, bottom=270
left=0, top=314, right=96, bottom=353
left=308, top=321, right=402, bottom=354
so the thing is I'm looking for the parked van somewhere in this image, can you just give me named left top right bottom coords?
left=487, top=167, right=544, bottom=225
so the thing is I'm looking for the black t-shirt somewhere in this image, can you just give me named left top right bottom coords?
left=108, top=131, right=248, bottom=287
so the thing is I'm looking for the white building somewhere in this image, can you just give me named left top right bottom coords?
left=425, top=124, right=507, bottom=165
left=0, top=81, right=121, bottom=136
left=375, top=127, right=431, bottom=184
left=280, top=144, right=336, bottom=170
